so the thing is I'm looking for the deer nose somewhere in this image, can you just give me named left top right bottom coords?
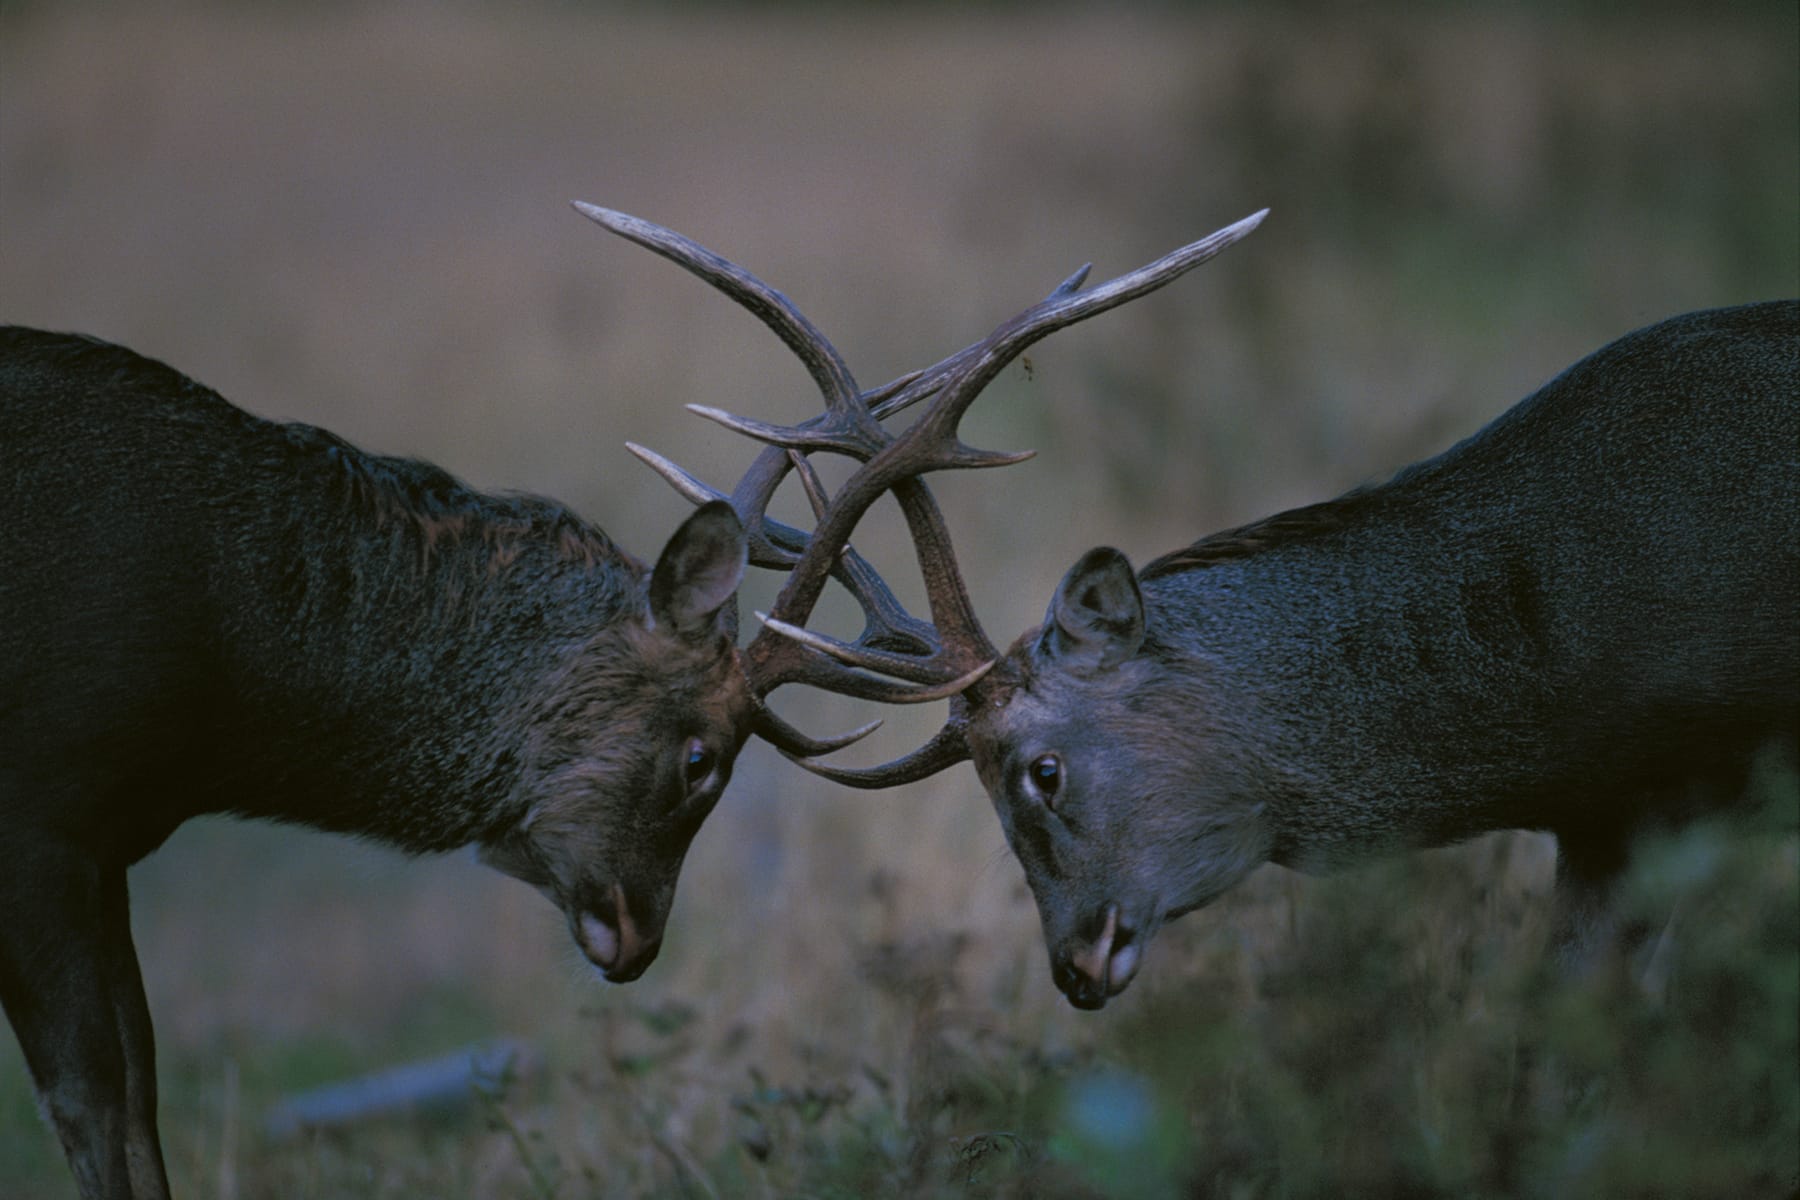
left=1055, top=903, right=1142, bottom=1010
left=576, top=883, right=663, bottom=982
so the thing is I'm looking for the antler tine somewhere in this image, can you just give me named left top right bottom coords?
left=628, top=440, right=798, bottom=569
left=895, top=209, right=1271, bottom=468
left=752, top=703, right=882, bottom=757
left=786, top=450, right=833, bottom=524
left=756, top=613, right=994, bottom=691
left=780, top=707, right=976, bottom=789
left=574, top=203, right=865, bottom=417
left=625, top=441, right=724, bottom=510
left=580, top=202, right=885, bottom=564
left=863, top=262, right=1093, bottom=425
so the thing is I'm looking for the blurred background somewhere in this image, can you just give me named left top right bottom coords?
left=3, top=2, right=1795, bottom=1196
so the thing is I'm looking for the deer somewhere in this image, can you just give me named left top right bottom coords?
left=0, top=202, right=1261, bottom=1198
left=651, top=258, right=1797, bottom=1010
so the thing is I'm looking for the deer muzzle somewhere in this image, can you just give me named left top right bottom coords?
left=574, top=881, right=662, bottom=983
left=1056, top=902, right=1144, bottom=1010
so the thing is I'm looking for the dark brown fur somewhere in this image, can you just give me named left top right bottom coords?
left=0, top=327, right=754, bottom=1199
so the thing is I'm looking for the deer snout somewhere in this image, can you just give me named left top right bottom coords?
left=574, top=882, right=663, bottom=983
left=1053, top=903, right=1143, bottom=1010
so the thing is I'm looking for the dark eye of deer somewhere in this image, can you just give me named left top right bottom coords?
left=1028, top=754, right=1063, bottom=806
left=683, top=738, right=714, bottom=789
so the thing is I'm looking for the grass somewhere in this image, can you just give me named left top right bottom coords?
left=2, top=3, right=1796, bottom=1196
left=33, top=771, right=1784, bottom=1198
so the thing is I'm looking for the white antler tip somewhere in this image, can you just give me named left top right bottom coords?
left=755, top=611, right=801, bottom=637
left=571, top=199, right=616, bottom=222
left=756, top=612, right=868, bottom=664
left=838, top=718, right=885, bottom=745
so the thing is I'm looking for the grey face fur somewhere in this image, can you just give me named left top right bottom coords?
left=969, top=548, right=1273, bottom=1010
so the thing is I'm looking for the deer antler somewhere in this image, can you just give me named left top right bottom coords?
left=577, top=201, right=1267, bottom=778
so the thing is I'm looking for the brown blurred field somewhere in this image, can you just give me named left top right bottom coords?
left=2, top=3, right=1796, bottom=1197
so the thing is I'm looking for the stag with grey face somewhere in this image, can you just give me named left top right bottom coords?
left=965, top=548, right=1278, bottom=1008
left=775, top=294, right=1799, bottom=1011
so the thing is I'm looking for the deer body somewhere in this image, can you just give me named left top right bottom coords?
left=1, top=327, right=755, bottom=1198
left=968, top=301, right=1799, bottom=1007
left=1151, top=301, right=1794, bottom=853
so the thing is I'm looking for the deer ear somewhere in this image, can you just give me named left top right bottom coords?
left=1040, top=547, right=1145, bottom=675
left=649, top=500, right=746, bottom=641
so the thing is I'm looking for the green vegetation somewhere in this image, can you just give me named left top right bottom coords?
left=13, top=777, right=1787, bottom=1197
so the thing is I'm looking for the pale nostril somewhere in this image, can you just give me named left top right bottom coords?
left=1107, top=919, right=1143, bottom=992
left=1110, top=943, right=1142, bottom=988
left=579, top=911, right=621, bottom=969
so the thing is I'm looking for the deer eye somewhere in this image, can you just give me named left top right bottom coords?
left=1026, top=753, right=1063, bottom=807
left=682, top=737, right=715, bottom=789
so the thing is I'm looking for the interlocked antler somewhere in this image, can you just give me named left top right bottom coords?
left=577, top=201, right=1267, bottom=779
